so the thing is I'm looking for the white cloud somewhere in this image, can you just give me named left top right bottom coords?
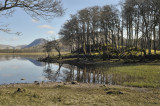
left=31, top=19, right=39, bottom=23
left=0, top=36, right=5, bottom=41
left=0, top=36, right=19, bottom=42
left=10, top=36, right=19, bottom=41
left=38, top=25, right=54, bottom=29
left=46, top=31, right=55, bottom=35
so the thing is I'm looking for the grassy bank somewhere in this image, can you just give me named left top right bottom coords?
left=103, top=63, right=160, bottom=88
left=0, top=82, right=160, bottom=106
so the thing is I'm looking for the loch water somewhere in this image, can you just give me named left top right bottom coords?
left=0, top=55, right=108, bottom=85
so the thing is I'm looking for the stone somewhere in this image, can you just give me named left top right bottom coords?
left=106, top=90, right=123, bottom=94
left=71, top=81, right=78, bottom=84
left=21, top=78, right=26, bottom=80
left=34, top=81, right=39, bottom=83
left=17, top=88, right=22, bottom=92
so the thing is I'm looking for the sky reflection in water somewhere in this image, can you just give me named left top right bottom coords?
left=0, top=56, right=59, bottom=84
left=0, top=56, right=107, bottom=85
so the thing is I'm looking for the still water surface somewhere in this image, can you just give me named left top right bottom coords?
left=0, top=55, right=107, bottom=85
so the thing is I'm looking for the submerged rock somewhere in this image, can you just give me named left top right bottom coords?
left=34, top=81, right=40, bottom=85
left=21, top=78, right=26, bottom=80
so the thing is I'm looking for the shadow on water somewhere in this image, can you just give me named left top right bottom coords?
left=43, top=63, right=111, bottom=85
left=43, top=62, right=63, bottom=82
left=24, top=57, right=46, bottom=67
left=42, top=61, right=160, bottom=87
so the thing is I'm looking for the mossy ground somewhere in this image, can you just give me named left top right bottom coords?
left=0, top=83, right=160, bottom=106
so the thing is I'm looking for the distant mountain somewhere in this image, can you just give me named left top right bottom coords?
left=0, top=38, right=47, bottom=50
left=0, top=44, right=13, bottom=49
left=15, top=45, right=27, bottom=49
left=23, top=38, right=47, bottom=48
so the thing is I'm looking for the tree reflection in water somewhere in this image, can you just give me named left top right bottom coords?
left=43, top=63, right=114, bottom=85
left=43, top=62, right=63, bottom=82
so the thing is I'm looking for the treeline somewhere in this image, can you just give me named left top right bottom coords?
left=59, top=0, right=160, bottom=58
left=0, top=46, right=44, bottom=53
left=0, top=49, right=42, bottom=53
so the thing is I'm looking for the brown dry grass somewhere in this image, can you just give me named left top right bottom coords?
left=0, top=82, right=160, bottom=106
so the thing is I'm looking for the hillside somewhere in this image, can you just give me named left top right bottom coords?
left=0, top=44, right=13, bottom=49
left=15, top=45, right=27, bottom=49
left=0, top=38, right=47, bottom=50
left=23, top=38, right=47, bottom=48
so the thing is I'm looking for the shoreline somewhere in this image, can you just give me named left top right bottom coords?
left=0, top=82, right=159, bottom=105
left=39, top=56, right=159, bottom=68
left=0, top=81, right=156, bottom=90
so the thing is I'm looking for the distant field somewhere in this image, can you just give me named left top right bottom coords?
left=0, top=52, right=70, bottom=56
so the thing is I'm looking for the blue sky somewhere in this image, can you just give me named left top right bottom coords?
left=0, top=0, right=120, bottom=46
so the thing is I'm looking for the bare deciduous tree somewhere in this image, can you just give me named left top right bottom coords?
left=59, top=0, right=160, bottom=61
left=0, top=0, right=64, bottom=34
left=51, top=40, right=62, bottom=60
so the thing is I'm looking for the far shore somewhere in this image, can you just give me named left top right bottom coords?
left=0, top=52, right=69, bottom=56
left=0, top=52, right=45, bottom=55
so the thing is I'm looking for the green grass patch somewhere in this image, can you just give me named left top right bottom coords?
left=104, top=64, right=160, bottom=88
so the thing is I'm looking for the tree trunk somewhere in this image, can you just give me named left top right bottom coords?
left=153, top=25, right=156, bottom=55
